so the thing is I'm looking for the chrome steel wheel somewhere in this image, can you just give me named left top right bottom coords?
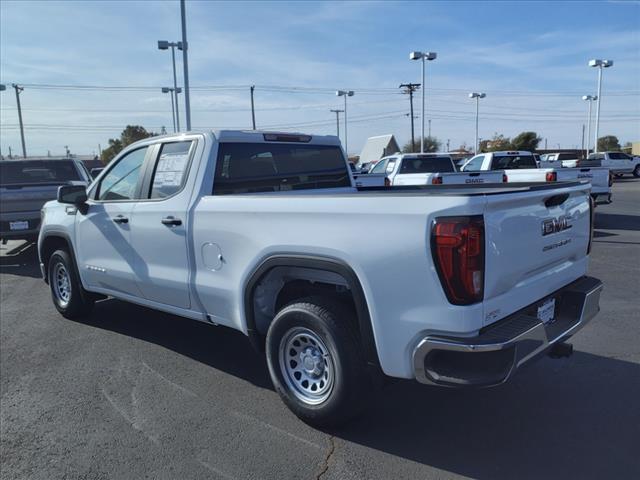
left=279, top=327, right=334, bottom=405
left=52, top=262, right=71, bottom=307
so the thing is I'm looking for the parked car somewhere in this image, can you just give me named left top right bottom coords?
left=585, top=152, right=640, bottom=178
left=460, top=151, right=611, bottom=203
left=39, top=130, right=603, bottom=426
left=0, top=158, right=90, bottom=242
left=539, top=152, right=580, bottom=169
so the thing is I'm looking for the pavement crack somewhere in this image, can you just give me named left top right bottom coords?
left=317, top=435, right=336, bottom=480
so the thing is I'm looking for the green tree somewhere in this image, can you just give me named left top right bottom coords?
left=402, top=136, right=441, bottom=153
left=511, top=131, right=541, bottom=152
left=480, top=133, right=512, bottom=152
left=100, top=125, right=156, bottom=163
left=597, top=135, right=621, bottom=152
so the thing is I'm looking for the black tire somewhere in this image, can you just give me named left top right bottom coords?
left=614, top=173, right=624, bottom=178
left=265, top=296, right=370, bottom=427
left=48, top=249, right=94, bottom=319
left=633, top=165, right=640, bottom=178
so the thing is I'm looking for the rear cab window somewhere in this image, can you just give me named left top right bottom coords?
left=0, top=160, right=82, bottom=186
left=399, top=156, right=454, bottom=174
left=490, top=154, right=537, bottom=170
left=213, top=142, right=350, bottom=195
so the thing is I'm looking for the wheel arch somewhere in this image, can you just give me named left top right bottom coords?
left=39, top=232, right=76, bottom=285
left=244, top=255, right=380, bottom=368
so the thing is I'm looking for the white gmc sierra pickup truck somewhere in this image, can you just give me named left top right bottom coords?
left=461, top=151, right=612, bottom=204
left=370, top=153, right=504, bottom=186
left=39, top=130, right=603, bottom=426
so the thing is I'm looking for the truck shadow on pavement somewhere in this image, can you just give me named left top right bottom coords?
left=594, top=212, right=640, bottom=231
left=338, top=353, right=640, bottom=480
left=76, top=298, right=274, bottom=390
left=78, top=299, right=640, bottom=479
left=0, top=241, right=42, bottom=279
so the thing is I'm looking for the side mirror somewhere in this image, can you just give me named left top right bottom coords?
left=58, top=185, right=87, bottom=205
left=90, top=167, right=104, bottom=178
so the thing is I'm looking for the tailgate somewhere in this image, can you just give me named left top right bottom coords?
left=438, top=171, right=504, bottom=185
left=393, top=173, right=435, bottom=186
left=575, top=167, right=610, bottom=192
left=482, top=182, right=591, bottom=326
left=0, top=185, right=61, bottom=214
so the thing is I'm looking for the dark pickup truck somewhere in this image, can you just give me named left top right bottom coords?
left=0, top=158, right=90, bottom=242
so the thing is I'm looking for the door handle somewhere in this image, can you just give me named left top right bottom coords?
left=113, top=215, right=129, bottom=224
left=161, top=216, right=182, bottom=226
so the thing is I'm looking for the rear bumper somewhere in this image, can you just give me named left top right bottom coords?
left=0, top=211, right=41, bottom=239
left=413, top=276, right=603, bottom=387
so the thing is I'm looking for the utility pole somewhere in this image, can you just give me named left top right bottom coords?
left=446, top=139, right=450, bottom=152
left=428, top=119, right=431, bottom=138
left=581, top=124, right=585, bottom=157
left=545, top=138, right=548, bottom=150
left=330, top=109, right=344, bottom=138
left=399, top=83, right=420, bottom=152
left=12, top=84, right=26, bottom=158
left=180, top=0, right=191, bottom=130
left=250, top=85, right=256, bottom=130
left=98, top=144, right=102, bottom=157
left=8, top=146, right=12, bottom=159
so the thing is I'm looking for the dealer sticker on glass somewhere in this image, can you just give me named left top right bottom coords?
left=537, top=298, right=556, bottom=325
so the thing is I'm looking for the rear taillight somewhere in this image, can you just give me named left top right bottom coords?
left=431, top=177, right=443, bottom=185
left=431, top=216, right=485, bottom=305
left=587, top=195, right=595, bottom=254
left=546, top=171, right=557, bottom=182
left=502, top=173, right=508, bottom=182
left=384, top=177, right=391, bottom=187
left=575, top=160, right=580, bottom=167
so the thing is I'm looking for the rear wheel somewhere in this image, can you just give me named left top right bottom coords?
left=265, top=296, right=370, bottom=427
left=48, top=249, right=94, bottom=318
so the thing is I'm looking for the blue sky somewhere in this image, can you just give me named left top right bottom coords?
left=1, top=0, right=639, bottom=156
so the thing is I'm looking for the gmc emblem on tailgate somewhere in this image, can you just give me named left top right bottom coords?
left=542, top=216, right=572, bottom=236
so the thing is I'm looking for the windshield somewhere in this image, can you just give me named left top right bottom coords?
left=0, top=160, right=81, bottom=186
left=214, top=143, right=350, bottom=194
left=399, top=156, right=454, bottom=174
left=490, top=154, right=537, bottom=170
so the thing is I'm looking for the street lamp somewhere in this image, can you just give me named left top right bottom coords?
left=410, top=51, right=437, bottom=153
left=158, top=40, right=183, bottom=131
left=588, top=59, right=613, bottom=153
left=162, top=87, right=182, bottom=133
left=336, top=90, right=354, bottom=156
left=582, top=95, right=597, bottom=156
left=469, top=92, right=486, bottom=155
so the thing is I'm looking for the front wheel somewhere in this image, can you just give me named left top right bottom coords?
left=265, top=297, right=370, bottom=427
left=633, top=165, right=640, bottom=178
left=48, top=249, right=94, bottom=319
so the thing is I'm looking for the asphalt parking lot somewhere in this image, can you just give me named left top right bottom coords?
left=1, top=180, right=639, bottom=480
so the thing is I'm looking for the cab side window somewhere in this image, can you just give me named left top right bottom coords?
left=370, top=159, right=388, bottom=174
left=463, top=155, right=484, bottom=171
left=97, top=147, right=148, bottom=201
left=149, top=141, right=194, bottom=199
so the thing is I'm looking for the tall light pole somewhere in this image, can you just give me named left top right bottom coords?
left=11, top=84, right=27, bottom=158
left=180, top=0, right=191, bottom=130
left=336, top=90, right=354, bottom=156
left=330, top=109, right=344, bottom=138
left=410, top=51, right=437, bottom=153
left=589, top=59, right=613, bottom=153
left=158, top=40, right=183, bottom=131
left=469, top=92, right=486, bottom=155
left=162, top=87, right=182, bottom=132
left=582, top=94, right=597, bottom=156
